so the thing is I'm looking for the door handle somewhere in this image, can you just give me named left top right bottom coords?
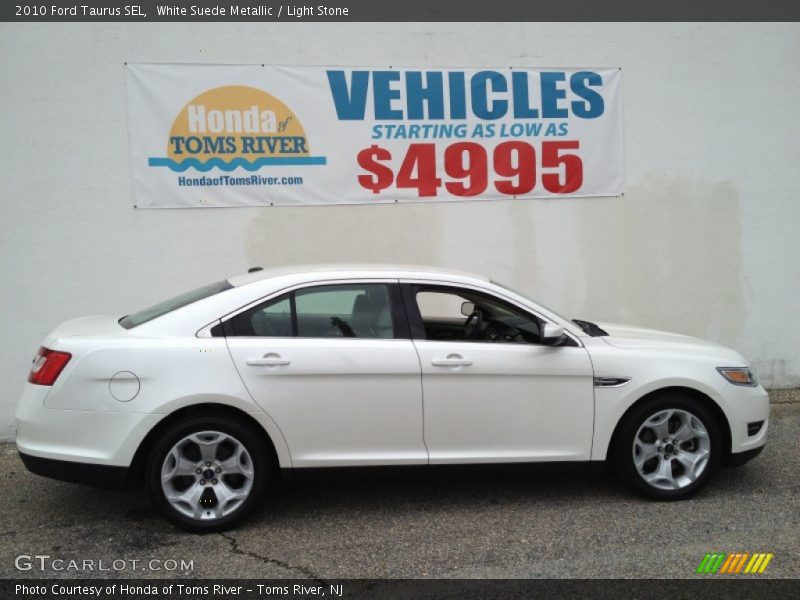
left=431, top=354, right=472, bottom=367
left=246, top=355, right=290, bottom=367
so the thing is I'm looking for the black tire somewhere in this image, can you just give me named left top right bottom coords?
left=613, top=393, right=722, bottom=500
left=147, top=414, right=270, bottom=532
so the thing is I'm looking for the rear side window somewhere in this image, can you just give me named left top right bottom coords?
left=225, top=293, right=293, bottom=337
left=296, top=284, right=394, bottom=338
left=225, top=283, right=397, bottom=339
left=120, top=280, right=232, bottom=329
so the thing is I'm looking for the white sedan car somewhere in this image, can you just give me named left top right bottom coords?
left=16, top=265, right=768, bottom=531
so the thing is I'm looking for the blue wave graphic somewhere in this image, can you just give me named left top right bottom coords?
left=148, top=156, right=327, bottom=172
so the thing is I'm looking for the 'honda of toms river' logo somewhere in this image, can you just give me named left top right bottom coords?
left=148, top=85, right=326, bottom=172
left=696, top=552, right=774, bottom=574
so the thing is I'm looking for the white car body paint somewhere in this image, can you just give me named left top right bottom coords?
left=15, top=265, right=769, bottom=476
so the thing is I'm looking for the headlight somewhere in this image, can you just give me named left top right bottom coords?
left=717, top=367, right=757, bottom=387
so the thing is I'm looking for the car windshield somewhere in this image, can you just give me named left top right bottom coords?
left=119, top=280, right=232, bottom=329
left=490, top=280, right=572, bottom=323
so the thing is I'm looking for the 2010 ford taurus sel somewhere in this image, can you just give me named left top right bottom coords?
left=16, top=265, right=768, bottom=531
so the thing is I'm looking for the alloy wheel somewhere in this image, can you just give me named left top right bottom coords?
left=160, top=430, right=254, bottom=521
left=632, top=409, right=710, bottom=490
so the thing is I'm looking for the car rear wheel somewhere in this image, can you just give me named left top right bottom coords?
left=147, top=415, right=269, bottom=532
left=615, top=394, right=722, bottom=500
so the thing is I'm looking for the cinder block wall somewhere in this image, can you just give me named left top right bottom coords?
left=1, top=23, right=798, bottom=440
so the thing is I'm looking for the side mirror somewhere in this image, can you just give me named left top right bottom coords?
left=541, top=323, right=566, bottom=346
left=461, top=301, right=476, bottom=317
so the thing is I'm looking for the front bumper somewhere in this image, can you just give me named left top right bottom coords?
left=724, top=445, right=765, bottom=468
left=719, top=382, right=770, bottom=455
left=19, top=452, right=129, bottom=490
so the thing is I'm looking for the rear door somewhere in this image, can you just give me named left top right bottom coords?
left=223, top=281, right=427, bottom=468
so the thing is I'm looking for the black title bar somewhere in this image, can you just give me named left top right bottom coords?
left=5, top=579, right=800, bottom=599
left=1, top=0, right=799, bottom=22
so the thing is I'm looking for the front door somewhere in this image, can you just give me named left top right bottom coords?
left=402, top=282, right=594, bottom=464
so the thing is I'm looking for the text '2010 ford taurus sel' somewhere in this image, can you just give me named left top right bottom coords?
left=16, top=265, right=768, bottom=531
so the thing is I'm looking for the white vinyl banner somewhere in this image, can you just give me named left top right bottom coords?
left=126, top=64, right=623, bottom=208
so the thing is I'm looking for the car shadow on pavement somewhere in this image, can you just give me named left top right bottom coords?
left=4, top=455, right=772, bottom=535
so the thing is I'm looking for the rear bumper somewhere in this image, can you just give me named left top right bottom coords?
left=15, top=382, right=160, bottom=467
left=19, top=452, right=129, bottom=490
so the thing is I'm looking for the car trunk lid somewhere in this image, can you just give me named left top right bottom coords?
left=48, top=315, right=127, bottom=339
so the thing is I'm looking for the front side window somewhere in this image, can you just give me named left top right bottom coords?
left=225, top=283, right=396, bottom=339
left=411, top=286, right=541, bottom=344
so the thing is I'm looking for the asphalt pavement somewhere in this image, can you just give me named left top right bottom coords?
left=1, top=402, right=797, bottom=580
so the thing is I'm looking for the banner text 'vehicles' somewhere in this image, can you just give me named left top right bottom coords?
left=327, top=70, right=605, bottom=121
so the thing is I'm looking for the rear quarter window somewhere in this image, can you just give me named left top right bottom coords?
left=120, top=280, right=232, bottom=329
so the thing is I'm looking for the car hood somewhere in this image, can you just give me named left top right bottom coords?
left=594, top=321, right=729, bottom=352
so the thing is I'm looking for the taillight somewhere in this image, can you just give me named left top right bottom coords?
left=28, top=347, right=71, bottom=386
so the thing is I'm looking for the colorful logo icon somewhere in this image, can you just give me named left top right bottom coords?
left=148, top=85, right=326, bottom=172
left=696, top=552, right=773, bottom=574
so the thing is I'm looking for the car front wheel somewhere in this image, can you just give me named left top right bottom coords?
left=615, top=394, right=722, bottom=500
left=147, top=415, right=269, bottom=532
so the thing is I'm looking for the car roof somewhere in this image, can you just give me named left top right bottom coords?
left=227, top=264, right=490, bottom=287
